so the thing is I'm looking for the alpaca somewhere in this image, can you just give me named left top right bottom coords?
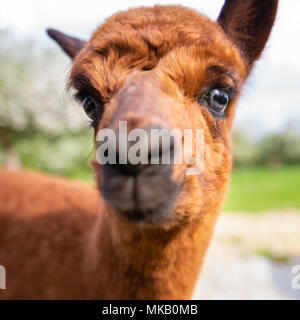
left=0, top=1, right=278, bottom=299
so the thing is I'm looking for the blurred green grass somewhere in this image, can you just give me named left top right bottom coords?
left=224, top=166, right=300, bottom=212
left=1, top=131, right=96, bottom=184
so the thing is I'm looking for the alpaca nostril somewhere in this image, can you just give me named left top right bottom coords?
left=116, top=163, right=146, bottom=176
left=114, top=151, right=147, bottom=176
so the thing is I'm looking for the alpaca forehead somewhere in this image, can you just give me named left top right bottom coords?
left=91, top=6, right=220, bottom=46
left=88, top=5, right=232, bottom=57
left=70, top=5, right=245, bottom=96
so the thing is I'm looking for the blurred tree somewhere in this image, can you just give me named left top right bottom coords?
left=232, top=128, right=258, bottom=167
left=257, top=125, right=300, bottom=168
left=0, top=30, right=90, bottom=169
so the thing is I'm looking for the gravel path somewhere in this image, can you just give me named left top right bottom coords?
left=192, top=211, right=300, bottom=300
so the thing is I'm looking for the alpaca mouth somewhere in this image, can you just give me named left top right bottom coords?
left=99, top=163, right=182, bottom=223
left=118, top=208, right=167, bottom=223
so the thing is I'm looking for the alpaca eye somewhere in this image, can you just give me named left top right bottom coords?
left=208, top=89, right=229, bottom=116
left=83, top=95, right=103, bottom=121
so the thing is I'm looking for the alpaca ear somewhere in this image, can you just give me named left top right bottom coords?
left=217, top=0, right=278, bottom=70
left=46, top=28, right=87, bottom=59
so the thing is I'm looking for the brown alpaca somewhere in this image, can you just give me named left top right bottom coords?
left=0, top=1, right=278, bottom=299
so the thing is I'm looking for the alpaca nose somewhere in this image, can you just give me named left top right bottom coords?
left=113, top=123, right=175, bottom=176
left=99, top=122, right=180, bottom=221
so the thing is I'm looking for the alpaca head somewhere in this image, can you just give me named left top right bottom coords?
left=48, top=1, right=278, bottom=228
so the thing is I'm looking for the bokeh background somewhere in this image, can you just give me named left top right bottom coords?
left=0, top=0, right=299, bottom=299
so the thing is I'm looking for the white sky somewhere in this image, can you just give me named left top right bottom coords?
left=1, top=0, right=300, bottom=135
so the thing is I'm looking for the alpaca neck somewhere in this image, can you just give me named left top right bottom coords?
left=86, top=206, right=219, bottom=299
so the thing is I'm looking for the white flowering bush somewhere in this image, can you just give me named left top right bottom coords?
left=0, top=30, right=93, bottom=177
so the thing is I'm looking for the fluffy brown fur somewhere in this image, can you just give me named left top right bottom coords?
left=0, top=1, right=278, bottom=299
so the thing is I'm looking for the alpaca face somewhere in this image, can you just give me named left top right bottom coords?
left=48, top=2, right=278, bottom=228
left=67, top=7, right=244, bottom=226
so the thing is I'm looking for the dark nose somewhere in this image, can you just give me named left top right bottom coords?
left=98, top=122, right=181, bottom=222
left=106, top=123, right=176, bottom=176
